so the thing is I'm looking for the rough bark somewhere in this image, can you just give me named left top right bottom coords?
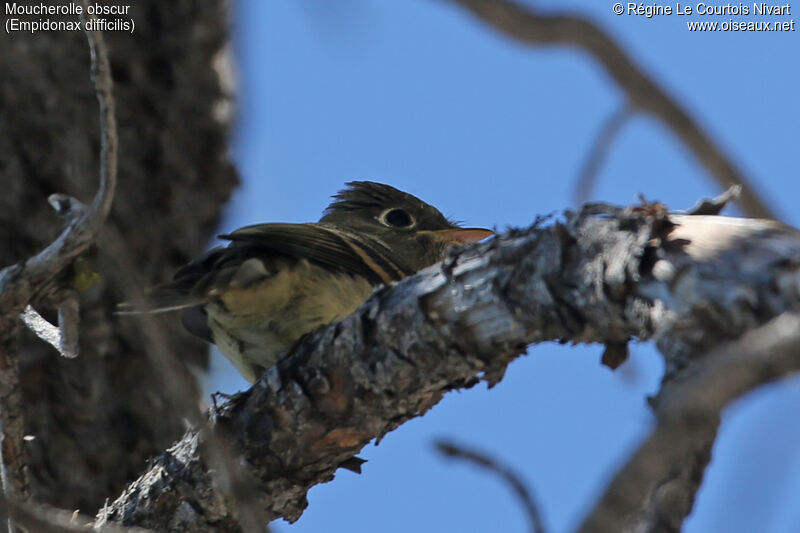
left=95, top=203, right=800, bottom=531
left=0, top=0, right=237, bottom=512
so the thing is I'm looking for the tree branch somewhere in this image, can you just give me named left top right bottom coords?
left=582, top=312, right=800, bottom=532
left=0, top=1, right=117, bottom=522
left=443, top=0, right=774, bottom=220
left=436, top=440, right=546, bottom=533
left=0, top=493, right=151, bottom=533
left=0, top=0, right=117, bottom=317
left=96, top=199, right=800, bottom=531
left=20, top=301, right=79, bottom=359
left=574, top=104, right=635, bottom=207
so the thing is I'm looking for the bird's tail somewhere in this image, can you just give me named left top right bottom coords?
left=115, top=287, right=205, bottom=315
left=116, top=246, right=225, bottom=315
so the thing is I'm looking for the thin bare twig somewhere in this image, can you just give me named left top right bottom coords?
left=436, top=441, right=546, bottom=533
left=0, top=3, right=117, bottom=310
left=0, top=492, right=152, bottom=533
left=444, top=0, right=775, bottom=220
left=574, top=104, right=635, bottom=206
left=19, top=307, right=62, bottom=356
left=582, top=312, right=800, bottom=532
left=19, top=297, right=80, bottom=359
left=57, top=292, right=80, bottom=358
left=0, top=1, right=117, bottom=523
left=684, top=184, right=742, bottom=216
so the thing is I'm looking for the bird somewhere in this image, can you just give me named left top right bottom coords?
left=123, top=181, right=493, bottom=383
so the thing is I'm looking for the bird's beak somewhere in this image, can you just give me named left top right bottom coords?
left=429, top=228, right=494, bottom=245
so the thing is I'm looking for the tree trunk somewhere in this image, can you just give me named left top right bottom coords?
left=0, top=0, right=237, bottom=512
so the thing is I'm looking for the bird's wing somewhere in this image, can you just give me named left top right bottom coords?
left=119, top=223, right=408, bottom=315
left=220, top=223, right=412, bottom=284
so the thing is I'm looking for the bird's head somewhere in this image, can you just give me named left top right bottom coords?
left=320, top=181, right=493, bottom=271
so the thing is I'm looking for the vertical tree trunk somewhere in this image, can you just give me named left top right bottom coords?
left=0, top=0, right=237, bottom=511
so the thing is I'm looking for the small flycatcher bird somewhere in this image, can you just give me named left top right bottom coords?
left=126, top=182, right=493, bottom=383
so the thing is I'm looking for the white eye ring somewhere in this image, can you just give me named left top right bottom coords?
left=378, top=208, right=416, bottom=229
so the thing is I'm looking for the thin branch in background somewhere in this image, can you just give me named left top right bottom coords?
left=0, top=492, right=153, bottom=533
left=57, top=292, right=80, bottom=359
left=20, top=306, right=73, bottom=359
left=19, top=307, right=61, bottom=355
left=436, top=441, right=546, bottom=533
left=684, top=184, right=742, bottom=216
left=581, top=312, right=800, bottom=532
left=444, top=0, right=775, bottom=220
left=0, top=0, right=118, bottom=308
left=0, top=1, right=117, bottom=525
left=0, top=5, right=117, bottom=310
left=19, top=292, right=80, bottom=359
left=78, top=1, right=118, bottom=225
left=574, top=104, right=635, bottom=207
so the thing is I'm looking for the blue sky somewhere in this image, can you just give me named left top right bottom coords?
left=209, top=1, right=800, bottom=531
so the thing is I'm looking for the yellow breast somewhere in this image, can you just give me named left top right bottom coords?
left=205, top=259, right=374, bottom=382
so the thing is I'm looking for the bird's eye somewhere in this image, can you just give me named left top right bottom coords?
left=380, top=208, right=415, bottom=228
